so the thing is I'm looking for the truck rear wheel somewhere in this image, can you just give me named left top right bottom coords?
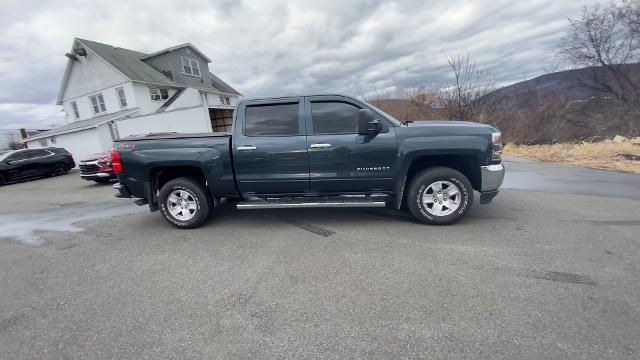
left=407, top=167, right=473, bottom=225
left=158, top=177, right=212, bottom=229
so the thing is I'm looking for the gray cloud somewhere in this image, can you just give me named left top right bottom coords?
left=0, top=0, right=602, bottom=129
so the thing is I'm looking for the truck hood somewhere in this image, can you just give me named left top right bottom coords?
left=396, top=120, right=498, bottom=137
left=403, top=120, right=495, bottom=129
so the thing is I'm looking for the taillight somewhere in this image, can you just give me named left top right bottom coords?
left=110, top=150, right=123, bottom=175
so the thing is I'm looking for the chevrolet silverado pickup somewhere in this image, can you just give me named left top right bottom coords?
left=112, top=94, right=505, bottom=228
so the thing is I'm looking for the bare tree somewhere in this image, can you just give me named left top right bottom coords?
left=621, top=0, right=640, bottom=37
left=441, top=54, right=494, bottom=121
left=559, top=2, right=640, bottom=110
left=2, top=135, right=23, bottom=150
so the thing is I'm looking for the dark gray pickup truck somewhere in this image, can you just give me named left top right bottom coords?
left=112, top=94, right=504, bottom=228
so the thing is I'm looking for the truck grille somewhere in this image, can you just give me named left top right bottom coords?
left=79, top=163, right=100, bottom=173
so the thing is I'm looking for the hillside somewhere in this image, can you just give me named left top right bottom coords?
left=371, top=64, right=640, bottom=142
left=478, top=63, right=640, bottom=142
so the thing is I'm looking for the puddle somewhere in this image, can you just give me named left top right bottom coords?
left=0, top=201, right=146, bottom=246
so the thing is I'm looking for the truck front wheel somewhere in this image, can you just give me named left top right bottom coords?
left=407, top=167, right=474, bottom=225
left=158, top=177, right=212, bottom=229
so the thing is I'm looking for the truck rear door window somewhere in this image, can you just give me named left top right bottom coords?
left=311, top=101, right=360, bottom=134
left=244, top=103, right=299, bottom=136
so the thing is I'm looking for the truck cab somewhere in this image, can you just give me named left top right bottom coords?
left=233, top=95, right=399, bottom=195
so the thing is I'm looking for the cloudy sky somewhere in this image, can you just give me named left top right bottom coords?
left=0, top=0, right=601, bottom=129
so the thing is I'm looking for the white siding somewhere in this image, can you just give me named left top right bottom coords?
left=60, top=47, right=129, bottom=123
left=205, top=93, right=239, bottom=107
left=61, top=50, right=128, bottom=100
left=63, top=82, right=136, bottom=122
left=116, top=107, right=210, bottom=138
left=96, top=123, right=115, bottom=151
left=132, top=83, right=178, bottom=114
left=165, top=88, right=203, bottom=111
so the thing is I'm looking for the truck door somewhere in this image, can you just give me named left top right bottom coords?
left=233, top=98, right=309, bottom=194
left=305, top=96, right=397, bottom=193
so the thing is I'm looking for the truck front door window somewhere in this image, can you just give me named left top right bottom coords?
left=311, top=101, right=359, bottom=134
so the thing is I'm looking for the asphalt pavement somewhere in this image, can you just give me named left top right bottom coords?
left=1, top=158, right=639, bottom=359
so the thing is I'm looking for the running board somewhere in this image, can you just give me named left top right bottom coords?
left=236, top=196, right=388, bottom=209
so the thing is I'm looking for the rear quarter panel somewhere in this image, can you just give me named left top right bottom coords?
left=115, top=136, right=235, bottom=199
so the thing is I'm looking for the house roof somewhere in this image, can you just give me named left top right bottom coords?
left=140, top=43, right=212, bottom=62
left=77, top=38, right=177, bottom=87
left=56, top=38, right=241, bottom=104
left=23, top=108, right=139, bottom=142
left=209, top=72, right=241, bottom=95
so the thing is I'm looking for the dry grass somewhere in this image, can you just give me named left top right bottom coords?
left=504, top=142, right=640, bottom=174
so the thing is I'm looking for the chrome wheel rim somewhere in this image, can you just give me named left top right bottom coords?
left=422, top=180, right=462, bottom=216
left=167, top=190, right=198, bottom=221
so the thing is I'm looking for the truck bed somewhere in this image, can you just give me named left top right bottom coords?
left=114, top=133, right=236, bottom=202
left=119, top=132, right=231, bottom=141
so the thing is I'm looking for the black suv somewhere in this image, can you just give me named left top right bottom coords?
left=0, top=148, right=75, bottom=185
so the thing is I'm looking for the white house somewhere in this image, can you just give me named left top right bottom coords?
left=23, top=38, right=241, bottom=163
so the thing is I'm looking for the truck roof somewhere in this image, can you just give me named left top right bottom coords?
left=241, top=93, right=357, bottom=102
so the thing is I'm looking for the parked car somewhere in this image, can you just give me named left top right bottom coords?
left=79, top=152, right=116, bottom=183
left=0, top=147, right=75, bottom=185
left=112, top=94, right=505, bottom=229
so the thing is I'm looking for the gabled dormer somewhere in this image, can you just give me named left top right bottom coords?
left=139, top=44, right=223, bottom=91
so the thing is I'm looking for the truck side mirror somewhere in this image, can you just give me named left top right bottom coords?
left=358, top=109, right=382, bottom=135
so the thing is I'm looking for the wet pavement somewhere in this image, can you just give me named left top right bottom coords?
left=502, top=157, right=640, bottom=200
left=0, top=201, right=144, bottom=246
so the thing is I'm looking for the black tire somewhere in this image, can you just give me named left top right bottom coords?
left=0, top=173, right=5, bottom=186
left=407, top=167, right=474, bottom=225
left=158, top=177, right=212, bottom=229
left=93, top=178, right=112, bottom=184
left=51, top=163, right=69, bottom=176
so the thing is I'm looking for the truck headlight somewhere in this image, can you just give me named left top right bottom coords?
left=492, top=131, right=503, bottom=161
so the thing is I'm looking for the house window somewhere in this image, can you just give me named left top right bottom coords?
left=89, top=94, right=107, bottom=113
left=219, top=96, right=230, bottom=105
left=116, top=88, right=127, bottom=108
left=70, top=101, right=80, bottom=118
left=181, top=56, right=200, bottom=76
left=150, top=88, right=169, bottom=101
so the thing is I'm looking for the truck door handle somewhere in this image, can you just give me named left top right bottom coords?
left=310, top=143, right=332, bottom=149
left=237, top=145, right=257, bottom=151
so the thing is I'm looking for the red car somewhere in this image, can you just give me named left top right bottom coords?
left=79, top=152, right=116, bottom=183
